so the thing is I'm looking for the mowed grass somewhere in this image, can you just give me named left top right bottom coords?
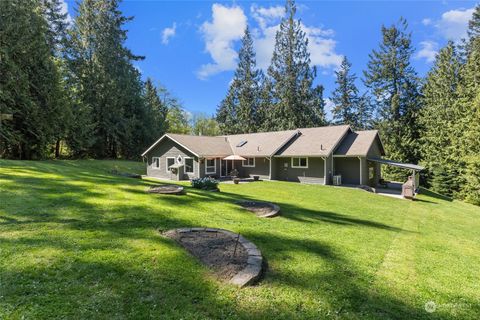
left=1, top=160, right=479, bottom=320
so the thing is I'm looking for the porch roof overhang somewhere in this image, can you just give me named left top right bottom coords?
left=367, top=158, right=424, bottom=171
left=223, top=155, right=246, bottom=161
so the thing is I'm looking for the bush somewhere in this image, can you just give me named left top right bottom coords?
left=191, top=177, right=219, bottom=191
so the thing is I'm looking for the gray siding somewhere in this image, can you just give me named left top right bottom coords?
left=145, top=138, right=199, bottom=180
left=238, top=157, right=270, bottom=179
left=334, top=157, right=361, bottom=185
left=272, top=157, right=325, bottom=184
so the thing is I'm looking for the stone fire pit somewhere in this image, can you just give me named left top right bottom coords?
left=162, top=228, right=263, bottom=287
left=236, top=200, right=280, bottom=218
left=147, top=184, right=184, bottom=195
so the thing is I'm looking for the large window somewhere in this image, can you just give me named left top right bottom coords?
left=205, top=158, right=216, bottom=174
left=166, top=157, right=175, bottom=173
left=152, top=157, right=160, bottom=169
left=184, top=157, right=194, bottom=173
left=291, top=157, right=308, bottom=168
left=242, top=157, right=255, bottom=167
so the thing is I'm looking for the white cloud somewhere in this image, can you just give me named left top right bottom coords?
left=162, top=23, right=177, bottom=45
left=422, top=18, right=432, bottom=26
left=251, top=5, right=342, bottom=71
left=324, top=98, right=335, bottom=121
left=436, top=7, right=475, bottom=41
left=416, top=40, right=438, bottom=63
left=59, top=0, right=72, bottom=25
left=197, top=4, right=247, bottom=79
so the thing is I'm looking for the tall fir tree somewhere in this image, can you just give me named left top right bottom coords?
left=144, top=78, right=168, bottom=142
left=331, top=56, right=361, bottom=128
left=262, top=0, right=325, bottom=131
left=216, top=27, right=263, bottom=134
left=457, top=6, right=480, bottom=204
left=419, top=42, right=462, bottom=196
left=363, top=18, right=421, bottom=180
left=66, top=0, right=146, bottom=158
left=0, top=0, right=64, bottom=159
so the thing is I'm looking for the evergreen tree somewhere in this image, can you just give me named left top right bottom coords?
left=216, top=27, right=263, bottom=134
left=331, top=56, right=360, bottom=128
left=0, top=0, right=63, bottom=159
left=262, top=0, right=325, bottom=131
left=419, top=42, right=462, bottom=195
left=66, top=0, right=145, bottom=158
left=144, top=78, right=168, bottom=140
left=363, top=18, right=421, bottom=180
left=40, top=0, right=69, bottom=56
left=457, top=17, right=480, bottom=204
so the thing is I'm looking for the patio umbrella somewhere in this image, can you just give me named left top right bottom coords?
left=223, top=155, right=246, bottom=176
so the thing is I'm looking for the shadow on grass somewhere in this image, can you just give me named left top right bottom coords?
left=418, top=187, right=453, bottom=202
left=0, top=163, right=459, bottom=319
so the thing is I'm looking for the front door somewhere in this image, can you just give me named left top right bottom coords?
left=221, top=160, right=228, bottom=177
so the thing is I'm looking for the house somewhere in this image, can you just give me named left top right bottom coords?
left=141, top=125, right=417, bottom=187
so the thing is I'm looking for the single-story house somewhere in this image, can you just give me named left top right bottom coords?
left=141, top=125, right=420, bottom=187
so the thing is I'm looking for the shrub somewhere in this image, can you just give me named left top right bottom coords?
left=191, top=177, right=219, bottom=191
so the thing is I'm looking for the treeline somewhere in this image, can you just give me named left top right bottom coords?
left=0, top=0, right=210, bottom=160
left=216, top=0, right=480, bottom=204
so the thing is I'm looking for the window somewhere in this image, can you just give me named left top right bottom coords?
left=205, top=158, right=216, bottom=174
left=291, top=157, right=308, bottom=168
left=184, top=157, right=194, bottom=173
left=242, top=157, right=255, bottom=167
left=152, top=157, right=160, bottom=169
left=177, top=155, right=182, bottom=163
left=166, top=157, right=175, bottom=173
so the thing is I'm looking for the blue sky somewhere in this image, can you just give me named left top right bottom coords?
left=64, top=0, right=478, bottom=119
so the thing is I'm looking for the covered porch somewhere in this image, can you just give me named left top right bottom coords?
left=367, top=158, right=424, bottom=199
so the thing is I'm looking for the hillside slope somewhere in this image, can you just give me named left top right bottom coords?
left=0, top=160, right=479, bottom=319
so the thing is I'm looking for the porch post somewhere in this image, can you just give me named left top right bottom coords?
left=323, top=157, right=327, bottom=185
left=268, top=157, right=272, bottom=180
left=358, top=156, right=362, bottom=185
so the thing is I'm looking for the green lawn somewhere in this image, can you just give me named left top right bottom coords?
left=1, top=160, right=479, bottom=319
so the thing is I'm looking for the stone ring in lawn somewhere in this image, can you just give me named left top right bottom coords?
left=147, top=185, right=184, bottom=195
left=236, top=201, right=280, bottom=218
left=162, top=228, right=264, bottom=287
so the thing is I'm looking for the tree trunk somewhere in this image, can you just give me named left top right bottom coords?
left=55, top=139, right=61, bottom=158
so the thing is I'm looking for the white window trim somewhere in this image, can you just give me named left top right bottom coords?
left=152, top=157, right=161, bottom=169
left=184, top=157, right=194, bottom=174
left=166, top=157, right=175, bottom=173
left=205, top=158, right=216, bottom=174
left=242, top=157, right=255, bottom=168
left=291, top=157, right=308, bottom=169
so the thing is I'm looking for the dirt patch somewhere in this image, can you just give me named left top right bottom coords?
left=147, top=185, right=184, bottom=195
left=166, top=230, right=248, bottom=280
left=237, top=201, right=280, bottom=217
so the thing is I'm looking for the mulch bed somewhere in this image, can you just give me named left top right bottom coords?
left=237, top=201, right=280, bottom=218
left=147, top=185, right=184, bottom=195
left=166, top=230, right=248, bottom=280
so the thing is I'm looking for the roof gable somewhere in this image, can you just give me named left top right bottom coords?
left=334, top=130, right=385, bottom=156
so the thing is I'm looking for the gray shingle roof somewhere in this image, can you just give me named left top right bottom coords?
left=142, top=125, right=383, bottom=159
left=225, top=130, right=299, bottom=157
left=166, top=133, right=233, bottom=157
left=277, top=125, right=351, bottom=157
left=334, top=130, right=384, bottom=156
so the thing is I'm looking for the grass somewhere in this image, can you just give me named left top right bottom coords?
left=0, top=159, right=479, bottom=319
